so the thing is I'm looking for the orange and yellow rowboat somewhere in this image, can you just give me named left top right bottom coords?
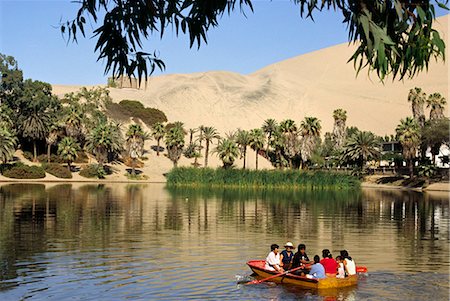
left=247, top=260, right=362, bottom=289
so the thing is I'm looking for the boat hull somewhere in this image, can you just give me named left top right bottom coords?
left=247, top=260, right=358, bottom=289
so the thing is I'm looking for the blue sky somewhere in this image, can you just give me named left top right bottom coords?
left=0, top=1, right=448, bottom=85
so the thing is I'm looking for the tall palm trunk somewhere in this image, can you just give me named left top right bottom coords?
left=204, top=141, right=210, bottom=167
left=243, top=147, right=247, bottom=169
left=67, top=162, right=71, bottom=172
left=255, top=148, right=259, bottom=170
left=47, top=144, right=51, bottom=163
left=131, top=157, right=136, bottom=175
left=33, top=140, right=37, bottom=162
left=156, top=138, right=161, bottom=156
left=408, top=159, right=414, bottom=178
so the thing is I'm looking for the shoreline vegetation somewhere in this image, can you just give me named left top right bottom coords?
left=1, top=55, right=449, bottom=193
left=165, top=167, right=360, bottom=189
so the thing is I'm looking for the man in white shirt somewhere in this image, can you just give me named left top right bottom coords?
left=264, top=244, right=284, bottom=272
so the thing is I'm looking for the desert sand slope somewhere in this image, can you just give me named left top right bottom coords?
left=53, top=15, right=449, bottom=138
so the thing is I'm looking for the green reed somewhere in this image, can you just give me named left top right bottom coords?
left=166, top=167, right=360, bottom=189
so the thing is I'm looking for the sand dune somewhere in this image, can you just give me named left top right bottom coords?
left=53, top=15, right=449, bottom=138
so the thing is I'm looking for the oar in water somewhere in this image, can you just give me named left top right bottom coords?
left=245, top=266, right=303, bottom=285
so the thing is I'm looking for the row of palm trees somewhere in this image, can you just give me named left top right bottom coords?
left=0, top=82, right=447, bottom=179
left=153, top=87, right=447, bottom=178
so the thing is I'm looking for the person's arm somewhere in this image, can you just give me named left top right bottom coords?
left=343, top=259, right=349, bottom=275
left=279, top=254, right=284, bottom=267
left=267, top=253, right=284, bottom=272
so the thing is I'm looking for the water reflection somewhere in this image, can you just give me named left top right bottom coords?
left=0, top=184, right=448, bottom=300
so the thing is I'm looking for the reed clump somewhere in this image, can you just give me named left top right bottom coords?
left=166, top=167, right=360, bottom=189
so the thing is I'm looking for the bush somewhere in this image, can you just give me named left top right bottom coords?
left=79, top=164, right=109, bottom=179
left=42, top=163, right=72, bottom=179
left=37, top=153, right=65, bottom=164
left=105, top=99, right=167, bottom=127
left=3, top=164, right=46, bottom=179
left=166, top=167, right=360, bottom=189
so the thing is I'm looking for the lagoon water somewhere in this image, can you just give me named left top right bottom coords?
left=0, top=183, right=448, bottom=300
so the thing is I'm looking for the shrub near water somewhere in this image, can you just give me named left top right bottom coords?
left=166, top=168, right=360, bottom=189
left=3, top=164, right=46, bottom=179
left=42, top=163, right=72, bottom=179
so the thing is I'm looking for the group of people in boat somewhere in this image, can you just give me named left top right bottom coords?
left=265, top=242, right=356, bottom=279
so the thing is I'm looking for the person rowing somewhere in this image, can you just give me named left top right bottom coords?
left=291, top=243, right=313, bottom=275
left=264, top=244, right=284, bottom=273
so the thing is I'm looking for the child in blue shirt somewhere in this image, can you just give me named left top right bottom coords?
left=307, top=255, right=326, bottom=279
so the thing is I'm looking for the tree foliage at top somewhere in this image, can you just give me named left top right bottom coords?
left=63, top=0, right=448, bottom=83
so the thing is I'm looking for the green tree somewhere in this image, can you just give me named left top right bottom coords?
left=249, top=128, right=265, bottom=170
left=341, top=130, right=381, bottom=172
left=262, top=118, right=278, bottom=153
left=235, top=129, right=251, bottom=169
left=421, top=118, right=450, bottom=165
left=332, top=109, right=347, bottom=149
left=64, top=1, right=448, bottom=82
left=396, top=117, right=421, bottom=177
left=126, top=124, right=147, bottom=175
left=215, top=138, right=239, bottom=169
left=426, top=93, right=447, bottom=120
left=408, top=87, right=427, bottom=128
left=280, top=119, right=299, bottom=168
left=152, top=122, right=166, bottom=156
left=0, top=126, right=17, bottom=164
left=63, top=106, right=83, bottom=139
left=18, top=80, right=59, bottom=161
left=165, top=123, right=185, bottom=167
left=46, top=124, right=63, bottom=163
left=202, top=126, right=220, bottom=168
left=0, top=54, right=23, bottom=110
left=85, top=120, right=124, bottom=168
left=299, top=116, right=322, bottom=168
left=58, top=136, right=80, bottom=171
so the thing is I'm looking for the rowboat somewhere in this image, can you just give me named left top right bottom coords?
left=247, top=260, right=360, bottom=289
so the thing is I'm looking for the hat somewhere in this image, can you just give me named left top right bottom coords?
left=284, top=242, right=294, bottom=248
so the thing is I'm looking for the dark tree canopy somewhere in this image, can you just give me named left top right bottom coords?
left=63, top=0, right=449, bottom=83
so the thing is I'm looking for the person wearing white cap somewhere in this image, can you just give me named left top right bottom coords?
left=279, top=242, right=295, bottom=270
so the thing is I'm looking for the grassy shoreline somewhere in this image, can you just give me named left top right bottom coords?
left=166, top=167, right=360, bottom=189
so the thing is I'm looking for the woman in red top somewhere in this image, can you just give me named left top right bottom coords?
left=320, top=249, right=338, bottom=277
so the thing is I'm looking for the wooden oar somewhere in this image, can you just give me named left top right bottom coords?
left=245, top=266, right=303, bottom=285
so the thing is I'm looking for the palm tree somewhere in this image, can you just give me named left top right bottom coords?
left=85, top=121, right=123, bottom=169
left=332, top=109, right=347, bottom=149
left=249, top=128, right=265, bottom=170
left=165, top=123, right=185, bottom=167
left=64, top=105, right=83, bottom=139
left=262, top=118, right=278, bottom=153
left=202, top=126, right=220, bottom=168
left=152, top=122, right=165, bottom=156
left=427, top=93, right=447, bottom=120
left=46, top=124, right=62, bottom=163
left=408, top=87, right=426, bottom=128
left=126, top=124, right=147, bottom=175
left=215, top=138, right=239, bottom=169
left=0, top=126, right=17, bottom=164
left=188, top=128, right=198, bottom=144
left=341, top=130, right=381, bottom=172
left=20, top=111, right=50, bottom=161
left=58, top=136, right=80, bottom=171
left=279, top=119, right=298, bottom=168
left=235, top=129, right=251, bottom=169
left=396, top=117, right=421, bottom=178
left=300, top=117, right=322, bottom=168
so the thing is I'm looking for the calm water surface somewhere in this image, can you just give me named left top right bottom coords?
left=0, top=183, right=448, bottom=300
